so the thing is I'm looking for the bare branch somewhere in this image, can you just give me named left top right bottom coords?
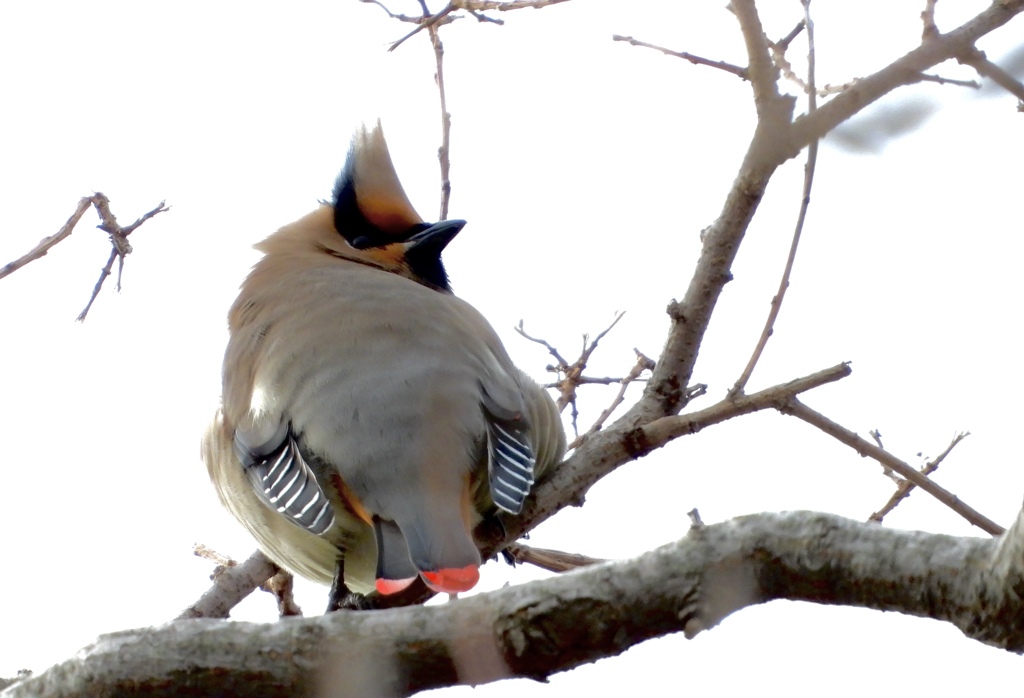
left=868, top=429, right=904, bottom=483
left=729, top=0, right=783, bottom=116
left=76, top=248, right=120, bottom=322
left=455, top=0, right=571, bottom=10
left=916, top=72, right=980, bottom=88
left=358, top=0, right=424, bottom=23
left=477, top=362, right=854, bottom=562
left=260, top=569, right=304, bottom=618
left=638, top=363, right=850, bottom=450
left=630, top=0, right=1021, bottom=429
left=76, top=196, right=169, bottom=322
left=922, top=0, right=940, bottom=41
left=959, top=47, right=1024, bottom=105
left=792, top=1, right=1024, bottom=150
left=516, top=320, right=571, bottom=368
left=729, top=0, right=818, bottom=399
left=783, top=398, right=1002, bottom=535
left=504, top=542, right=605, bottom=572
left=384, top=1, right=568, bottom=53
left=568, top=349, right=655, bottom=450
left=517, top=312, right=626, bottom=438
left=387, top=4, right=457, bottom=52
left=773, top=21, right=805, bottom=53
left=869, top=431, right=971, bottom=524
left=191, top=543, right=235, bottom=568
left=611, top=34, right=748, bottom=80
left=426, top=18, right=454, bottom=220
left=0, top=197, right=93, bottom=281
left=176, top=549, right=280, bottom=620
left=15, top=509, right=1024, bottom=696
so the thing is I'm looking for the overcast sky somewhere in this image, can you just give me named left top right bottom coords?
left=2, top=1, right=1022, bottom=694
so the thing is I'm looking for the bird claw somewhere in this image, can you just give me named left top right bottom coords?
left=325, top=590, right=374, bottom=612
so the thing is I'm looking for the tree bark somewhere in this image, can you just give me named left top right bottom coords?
left=8, top=507, right=1023, bottom=697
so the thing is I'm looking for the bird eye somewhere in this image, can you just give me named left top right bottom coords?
left=351, top=236, right=370, bottom=249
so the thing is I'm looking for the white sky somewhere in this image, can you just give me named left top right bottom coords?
left=1, top=1, right=1022, bottom=694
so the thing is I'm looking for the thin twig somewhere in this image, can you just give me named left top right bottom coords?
left=380, top=0, right=569, bottom=51
left=728, top=1, right=818, bottom=399
left=783, top=398, right=1002, bottom=535
left=192, top=543, right=235, bottom=568
left=387, top=3, right=457, bottom=52
left=869, top=429, right=902, bottom=483
left=611, top=34, right=748, bottom=80
left=426, top=16, right=454, bottom=220
left=773, top=21, right=805, bottom=53
left=76, top=198, right=169, bottom=322
left=504, top=542, right=605, bottom=572
left=959, top=47, right=1024, bottom=105
left=916, top=72, right=980, bottom=88
left=358, top=0, right=425, bottom=23
left=869, top=432, right=970, bottom=524
left=568, top=349, right=655, bottom=450
left=77, top=249, right=119, bottom=322
left=0, top=197, right=93, bottom=281
left=516, top=320, right=571, bottom=367
left=456, top=0, right=571, bottom=10
left=517, top=312, right=626, bottom=436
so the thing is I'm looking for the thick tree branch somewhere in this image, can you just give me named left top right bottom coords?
left=11, top=508, right=1024, bottom=696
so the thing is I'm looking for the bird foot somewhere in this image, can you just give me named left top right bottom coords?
left=325, top=590, right=374, bottom=613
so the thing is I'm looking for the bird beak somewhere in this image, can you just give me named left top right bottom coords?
left=406, top=219, right=467, bottom=255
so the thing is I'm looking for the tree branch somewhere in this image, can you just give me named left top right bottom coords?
left=480, top=362, right=853, bottom=553
left=0, top=197, right=93, bottom=281
left=791, top=0, right=1024, bottom=150
left=959, top=47, right=1024, bottom=104
left=729, top=0, right=818, bottom=398
left=12, top=508, right=1024, bottom=696
left=611, top=34, right=747, bottom=79
left=783, top=398, right=1003, bottom=535
left=869, top=431, right=971, bottom=524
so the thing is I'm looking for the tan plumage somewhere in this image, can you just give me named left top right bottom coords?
left=202, top=122, right=565, bottom=601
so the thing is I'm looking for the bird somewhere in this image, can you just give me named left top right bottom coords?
left=202, top=121, right=565, bottom=608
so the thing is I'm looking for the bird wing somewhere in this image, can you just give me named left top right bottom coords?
left=234, top=422, right=336, bottom=537
left=482, top=386, right=536, bottom=514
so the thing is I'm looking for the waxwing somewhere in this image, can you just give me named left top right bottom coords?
left=202, top=122, right=565, bottom=605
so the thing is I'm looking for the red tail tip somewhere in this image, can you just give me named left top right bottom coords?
left=375, top=577, right=417, bottom=595
left=421, top=565, right=480, bottom=594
